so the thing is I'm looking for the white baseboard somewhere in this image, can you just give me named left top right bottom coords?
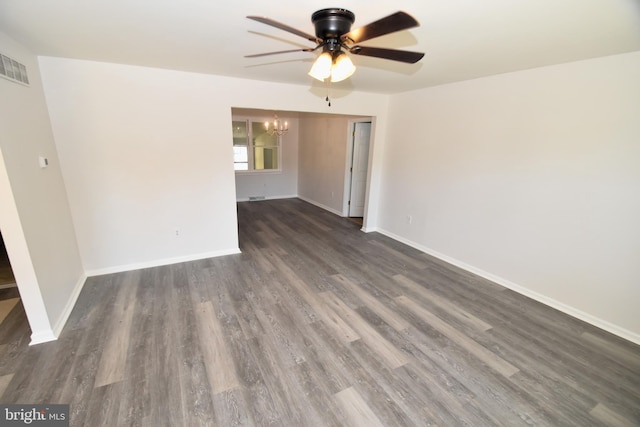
left=32, top=249, right=240, bottom=345
left=376, top=228, right=640, bottom=346
left=30, top=329, right=57, bottom=346
left=52, top=273, right=87, bottom=338
left=236, top=194, right=297, bottom=202
left=297, top=196, right=343, bottom=217
left=236, top=194, right=345, bottom=218
left=85, top=248, right=241, bottom=277
left=28, top=272, right=87, bottom=346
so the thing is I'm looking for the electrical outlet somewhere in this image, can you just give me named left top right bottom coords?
left=407, top=215, right=413, bottom=224
left=331, top=191, right=335, bottom=198
left=175, top=229, right=180, bottom=237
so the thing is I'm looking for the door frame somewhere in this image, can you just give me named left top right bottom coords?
left=342, top=118, right=373, bottom=220
left=0, top=148, right=54, bottom=344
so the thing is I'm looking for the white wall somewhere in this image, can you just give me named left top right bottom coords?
left=233, top=109, right=299, bottom=201
left=8, top=45, right=638, bottom=345
left=38, top=57, right=391, bottom=273
left=0, top=32, right=85, bottom=343
left=380, top=51, right=640, bottom=342
left=39, top=58, right=241, bottom=274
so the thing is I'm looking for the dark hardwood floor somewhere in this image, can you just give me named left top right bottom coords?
left=0, top=198, right=639, bottom=426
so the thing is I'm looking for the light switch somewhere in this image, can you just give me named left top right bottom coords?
left=38, top=156, right=49, bottom=168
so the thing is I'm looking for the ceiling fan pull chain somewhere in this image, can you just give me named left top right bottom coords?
left=326, top=80, right=331, bottom=107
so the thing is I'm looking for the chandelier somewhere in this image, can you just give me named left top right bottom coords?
left=264, top=114, right=288, bottom=136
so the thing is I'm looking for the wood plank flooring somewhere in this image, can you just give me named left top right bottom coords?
left=1, top=198, right=639, bottom=426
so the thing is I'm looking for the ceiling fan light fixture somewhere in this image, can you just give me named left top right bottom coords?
left=308, top=52, right=333, bottom=81
left=330, top=52, right=356, bottom=82
left=248, top=10, right=424, bottom=87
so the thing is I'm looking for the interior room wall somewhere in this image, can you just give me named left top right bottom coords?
left=232, top=109, right=299, bottom=201
left=39, top=58, right=242, bottom=275
left=0, top=32, right=85, bottom=343
left=298, top=114, right=368, bottom=215
left=38, top=56, right=390, bottom=274
left=379, top=51, right=640, bottom=342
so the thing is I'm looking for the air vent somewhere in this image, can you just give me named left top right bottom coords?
left=0, top=53, right=29, bottom=86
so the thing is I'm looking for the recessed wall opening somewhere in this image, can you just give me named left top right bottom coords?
left=0, top=228, right=28, bottom=341
left=230, top=107, right=374, bottom=230
left=0, top=232, right=16, bottom=289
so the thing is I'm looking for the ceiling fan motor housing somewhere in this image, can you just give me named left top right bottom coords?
left=246, top=9, right=424, bottom=65
left=312, top=8, right=355, bottom=51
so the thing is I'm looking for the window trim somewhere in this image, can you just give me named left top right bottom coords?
left=233, top=116, right=283, bottom=174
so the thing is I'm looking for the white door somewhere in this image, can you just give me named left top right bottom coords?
left=348, top=122, right=371, bottom=217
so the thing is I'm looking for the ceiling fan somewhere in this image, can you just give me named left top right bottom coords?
left=245, top=8, right=424, bottom=83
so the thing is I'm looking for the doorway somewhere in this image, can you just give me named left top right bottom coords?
left=347, top=121, right=371, bottom=219
left=0, top=230, right=22, bottom=334
left=0, top=232, right=16, bottom=289
left=0, top=149, right=34, bottom=340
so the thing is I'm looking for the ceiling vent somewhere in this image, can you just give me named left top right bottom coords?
left=0, top=53, right=29, bottom=86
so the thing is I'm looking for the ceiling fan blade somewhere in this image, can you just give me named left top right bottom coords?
left=247, top=16, right=321, bottom=44
left=341, top=11, right=419, bottom=44
left=349, top=46, right=424, bottom=64
left=245, top=48, right=315, bottom=58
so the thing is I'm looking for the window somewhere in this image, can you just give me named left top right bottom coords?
left=232, top=121, right=249, bottom=171
left=232, top=118, right=281, bottom=172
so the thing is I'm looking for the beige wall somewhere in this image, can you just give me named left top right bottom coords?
left=298, top=114, right=371, bottom=215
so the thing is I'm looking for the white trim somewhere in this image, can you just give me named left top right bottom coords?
left=361, top=226, right=378, bottom=233
left=376, top=227, right=640, bottom=346
left=235, top=169, right=283, bottom=175
left=232, top=115, right=284, bottom=173
left=343, top=121, right=356, bottom=217
left=0, top=73, right=30, bottom=87
left=297, top=196, right=343, bottom=217
left=30, top=329, right=56, bottom=345
left=0, top=149, right=55, bottom=346
left=52, top=273, right=87, bottom=338
left=85, top=248, right=241, bottom=277
left=236, top=194, right=297, bottom=202
left=344, top=118, right=374, bottom=218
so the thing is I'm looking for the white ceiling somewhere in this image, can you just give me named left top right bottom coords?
left=1, top=0, right=639, bottom=94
